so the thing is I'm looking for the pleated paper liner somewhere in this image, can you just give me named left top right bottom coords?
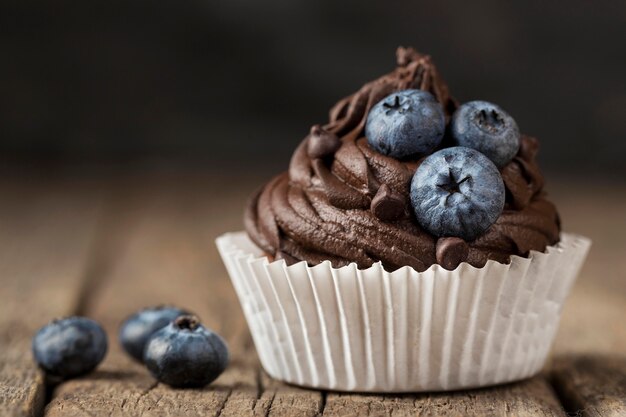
left=216, top=232, right=590, bottom=393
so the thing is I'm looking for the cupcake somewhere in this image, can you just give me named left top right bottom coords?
left=217, top=47, right=590, bottom=392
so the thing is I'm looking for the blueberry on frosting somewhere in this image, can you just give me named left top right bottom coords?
left=410, top=147, right=505, bottom=241
left=365, top=89, right=445, bottom=159
left=450, top=101, right=520, bottom=168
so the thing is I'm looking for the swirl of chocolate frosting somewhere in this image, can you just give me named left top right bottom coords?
left=245, top=47, right=560, bottom=271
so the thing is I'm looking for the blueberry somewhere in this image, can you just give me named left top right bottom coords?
left=410, top=147, right=505, bottom=241
left=119, top=305, right=188, bottom=362
left=32, top=317, right=107, bottom=378
left=450, top=101, right=520, bottom=167
left=144, top=315, right=229, bottom=388
left=365, top=89, right=445, bottom=159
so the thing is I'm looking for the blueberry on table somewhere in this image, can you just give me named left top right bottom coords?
left=119, top=305, right=188, bottom=362
left=450, top=100, right=520, bottom=168
left=144, top=315, right=229, bottom=388
left=32, top=317, right=107, bottom=379
left=410, top=147, right=505, bottom=241
left=365, top=89, right=445, bottom=159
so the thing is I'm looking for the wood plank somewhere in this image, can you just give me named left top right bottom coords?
left=0, top=175, right=105, bottom=417
left=256, top=373, right=324, bottom=417
left=551, top=355, right=626, bottom=417
left=46, top=171, right=268, bottom=417
left=323, top=376, right=565, bottom=416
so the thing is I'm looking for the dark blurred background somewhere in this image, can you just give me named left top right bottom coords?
left=1, top=0, right=625, bottom=177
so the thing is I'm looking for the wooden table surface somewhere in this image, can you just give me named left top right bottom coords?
left=0, top=167, right=624, bottom=417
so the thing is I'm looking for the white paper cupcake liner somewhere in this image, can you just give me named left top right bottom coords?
left=216, top=232, right=590, bottom=392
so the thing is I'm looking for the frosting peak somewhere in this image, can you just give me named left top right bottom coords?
left=326, top=47, right=457, bottom=142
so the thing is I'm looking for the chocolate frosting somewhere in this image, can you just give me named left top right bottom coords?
left=245, top=47, right=560, bottom=271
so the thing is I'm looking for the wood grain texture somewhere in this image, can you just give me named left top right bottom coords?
left=552, top=355, right=626, bottom=417
left=323, top=377, right=565, bottom=417
left=0, top=175, right=105, bottom=417
left=257, top=373, right=324, bottom=417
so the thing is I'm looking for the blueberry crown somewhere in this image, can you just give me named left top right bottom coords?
left=365, top=93, right=520, bottom=241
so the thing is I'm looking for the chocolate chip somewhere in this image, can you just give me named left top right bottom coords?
left=307, top=125, right=341, bottom=159
left=371, top=184, right=405, bottom=221
left=436, top=237, right=469, bottom=270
